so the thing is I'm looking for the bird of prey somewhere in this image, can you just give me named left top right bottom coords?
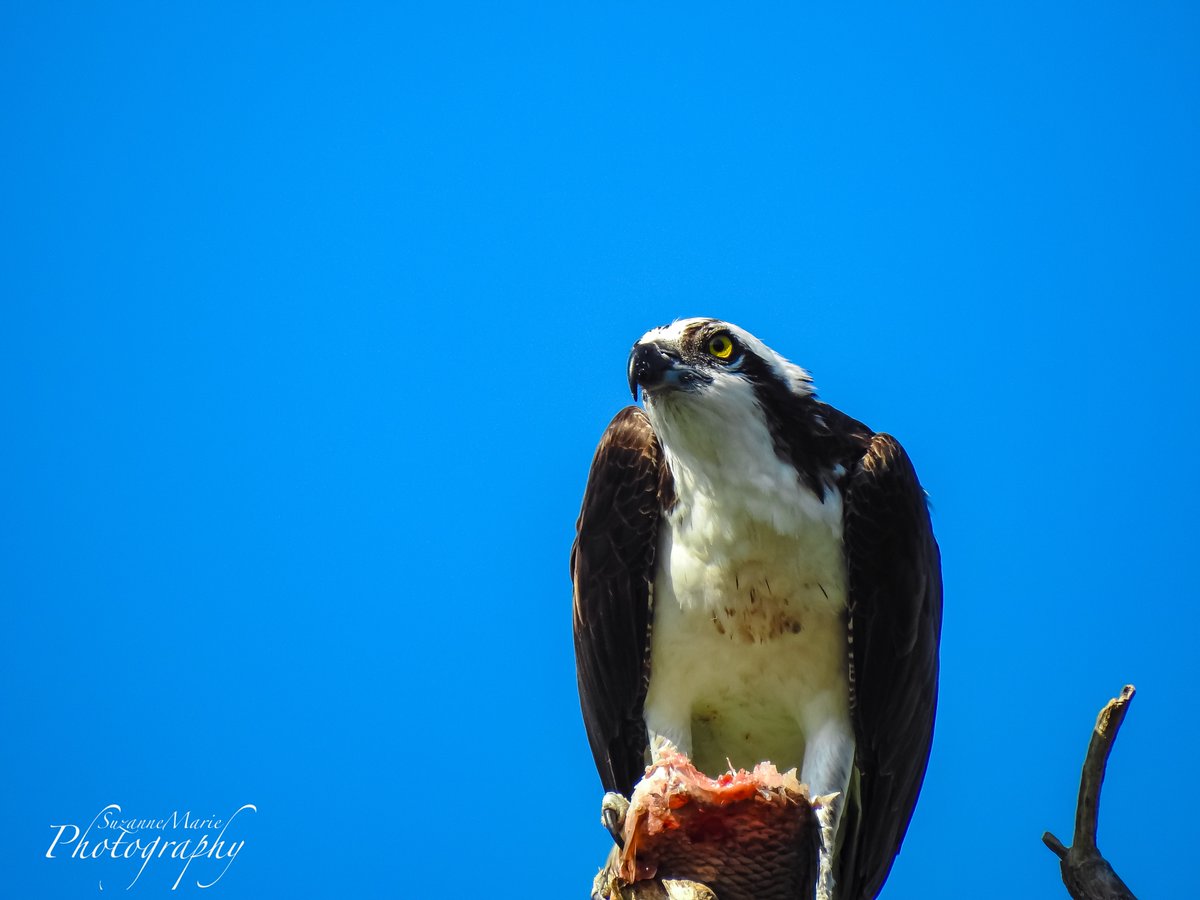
left=571, top=318, right=942, bottom=900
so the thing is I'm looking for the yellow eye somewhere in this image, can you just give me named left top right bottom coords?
left=707, top=334, right=734, bottom=359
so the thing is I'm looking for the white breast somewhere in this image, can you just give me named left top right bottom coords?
left=641, top=385, right=852, bottom=780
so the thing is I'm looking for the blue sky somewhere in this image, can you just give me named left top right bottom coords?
left=3, top=2, right=1197, bottom=897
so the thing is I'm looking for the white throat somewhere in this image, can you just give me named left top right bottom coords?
left=644, top=381, right=841, bottom=537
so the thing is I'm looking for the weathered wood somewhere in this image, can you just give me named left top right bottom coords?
left=1042, top=685, right=1138, bottom=900
left=592, top=848, right=717, bottom=900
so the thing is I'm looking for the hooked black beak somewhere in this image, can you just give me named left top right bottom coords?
left=628, top=342, right=682, bottom=400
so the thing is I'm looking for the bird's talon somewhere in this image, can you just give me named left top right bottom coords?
left=600, top=791, right=630, bottom=847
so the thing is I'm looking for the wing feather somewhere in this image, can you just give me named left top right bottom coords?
left=571, top=406, right=670, bottom=797
left=838, top=433, right=943, bottom=899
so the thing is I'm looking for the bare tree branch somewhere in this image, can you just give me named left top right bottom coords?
left=1042, top=684, right=1138, bottom=900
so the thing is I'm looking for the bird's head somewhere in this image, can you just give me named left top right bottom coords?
left=627, top=317, right=821, bottom=493
left=628, top=318, right=813, bottom=408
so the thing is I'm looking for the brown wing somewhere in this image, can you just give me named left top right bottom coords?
left=836, top=433, right=943, bottom=900
left=570, top=406, right=672, bottom=797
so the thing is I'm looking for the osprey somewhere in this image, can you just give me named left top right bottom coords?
left=571, top=318, right=942, bottom=899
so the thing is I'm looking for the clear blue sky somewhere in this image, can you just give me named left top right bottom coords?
left=3, top=3, right=1197, bottom=897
